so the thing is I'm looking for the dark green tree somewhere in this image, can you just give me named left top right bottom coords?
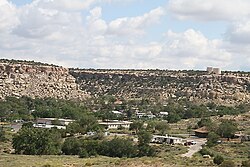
left=137, top=130, right=152, bottom=146
left=155, top=121, right=169, bottom=135
left=66, top=122, right=82, bottom=135
left=81, top=139, right=100, bottom=157
left=217, top=120, right=237, bottom=138
left=166, top=113, right=181, bottom=123
left=99, top=138, right=137, bottom=158
left=207, top=132, right=220, bottom=147
left=62, top=137, right=81, bottom=155
left=12, top=127, right=62, bottom=155
left=78, top=114, right=102, bottom=134
left=129, top=121, right=144, bottom=133
left=213, top=155, right=224, bottom=165
left=197, top=118, right=212, bottom=128
left=137, top=130, right=155, bottom=156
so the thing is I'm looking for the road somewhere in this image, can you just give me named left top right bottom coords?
left=181, top=138, right=207, bottom=157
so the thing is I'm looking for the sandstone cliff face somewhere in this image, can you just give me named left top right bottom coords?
left=0, top=62, right=89, bottom=100
left=70, top=69, right=250, bottom=105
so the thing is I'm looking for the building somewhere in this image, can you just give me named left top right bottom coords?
left=111, top=110, right=123, bottom=115
left=207, top=67, right=221, bottom=75
left=213, top=68, right=221, bottom=75
left=98, top=120, right=133, bottom=130
left=33, top=124, right=66, bottom=129
left=207, top=67, right=213, bottom=73
left=136, top=112, right=156, bottom=119
left=194, top=127, right=209, bottom=138
left=151, top=134, right=183, bottom=144
left=36, top=118, right=75, bottom=126
left=33, top=118, right=75, bottom=129
left=158, top=112, right=169, bottom=117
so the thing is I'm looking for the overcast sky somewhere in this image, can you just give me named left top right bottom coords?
left=1, top=0, right=250, bottom=71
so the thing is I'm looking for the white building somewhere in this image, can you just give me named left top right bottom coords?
left=136, top=112, right=156, bottom=119
left=159, top=112, right=169, bottom=117
left=33, top=124, right=66, bottom=129
left=207, top=67, right=221, bottom=75
left=33, top=118, right=75, bottom=129
left=36, top=118, right=75, bottom=126
left=151, top=134, right=183, bottom=145
left=213, top=68, right=221, bottom=75
left=99, top=120, right=133, bottom=130
left=207, top=67, right=213, bottom=73
left=111, top=110, right=123, bottom=115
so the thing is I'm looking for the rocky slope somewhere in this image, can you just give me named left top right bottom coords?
left=0, top=60, right=89, bottom=100
left=70, top=69, right=250, bottom=105
left=1, top=59, right=250, bottom=105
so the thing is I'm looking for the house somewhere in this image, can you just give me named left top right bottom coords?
left=151, top=134, right=183, bottom=144
left=136, top=112, right=147, bottom=118
left=158, top=112, right=169, bottom=117
left=111, top=110, right=123, bottom=115
left=33, top=124, right=66, bottom=129
left=194, top=127, right=209, bottom=138
left=33, top=118, right=75, bottom=130
left=234, top=132, right=250, bottom=142
left=36, top=118, right=75, bottom=126
left=99, top=120, right=133, bottom=130
left=136, top=112, right=156, bottom=119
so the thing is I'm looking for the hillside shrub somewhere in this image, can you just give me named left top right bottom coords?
left=219, top=160, right=236, bottom=167
left=213, top=155, right=224, bottom=165
left=242, top=160, right=250, bottom=167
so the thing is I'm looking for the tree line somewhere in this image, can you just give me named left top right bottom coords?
left=12, top=125, right=156, bottom=158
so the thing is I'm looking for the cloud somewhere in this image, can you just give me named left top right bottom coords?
left=158, top=29, right=232, bottom=69
left=226, top=19, right=250, bottom=44
left=168, top=0, right=250, bottom=21
left=13, top=0, right=84, bottom=39
left=0, top=0, right=19, bottom=32
left=28, top=0, right=97, bottom=11
left=107, top=7, right=165, bottom=36
left=0, top=0, right=249, bottom=71
left=86, top=7, right=107, bottom=34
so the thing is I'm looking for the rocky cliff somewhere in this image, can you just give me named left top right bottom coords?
left=70, top=69, right=250, bottom=105
left=0, top=60, right=89, bottom=100
left=1, top=59, right=250, bottom=105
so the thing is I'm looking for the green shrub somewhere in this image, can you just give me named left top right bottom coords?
left=62, top=137, right=81, bottom=155
left=219, top=160, right=236, bottom=167
left=42, top=164, right=52, bottom=167
left=79, top=149, right=88, bottom=158
left=99, top=138, right=137, bottom=158
left=213, top=155, right=224, bottom=165
left=199, top=147, right=213, bottom=156
left=242, top=160, right=250, bottom=167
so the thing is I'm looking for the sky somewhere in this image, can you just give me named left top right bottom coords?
left=1, top=0, right=250, bottom=71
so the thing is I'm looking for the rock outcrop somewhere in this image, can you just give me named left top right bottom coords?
left=70, top=69, right=250, bottom=105
left=0, top=61, right=89, bottom=100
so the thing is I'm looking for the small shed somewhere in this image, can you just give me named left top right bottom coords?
left=194, top=127, right=209, bottom=138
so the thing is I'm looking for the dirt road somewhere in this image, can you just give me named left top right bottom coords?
left=181, top=138, right=207, bottom=157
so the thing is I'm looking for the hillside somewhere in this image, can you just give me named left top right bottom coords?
left=70, top=69, right=250, bottom=105
left=0, top=59, right=89, bottom=100
left=1, top=59, right=250, bottom=105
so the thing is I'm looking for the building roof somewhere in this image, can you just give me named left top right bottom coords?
left=152, top=135, right=182, bottom=140
left=194, top=126, right=209, bottom=133
left=33, top=124, right=66, bottom=129
left=37, top=118, right=75, bottom=122
left=99, top=121, right=133, bottom=125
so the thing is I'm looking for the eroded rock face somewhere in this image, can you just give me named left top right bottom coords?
left=0, top=62, right=89, bottom=100
left=70, top=69, right=250, bottom=105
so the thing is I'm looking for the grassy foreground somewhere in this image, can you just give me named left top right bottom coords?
left=0, top=154, right=170, bottom=167
left=0, top=148, right=216, bottom=167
